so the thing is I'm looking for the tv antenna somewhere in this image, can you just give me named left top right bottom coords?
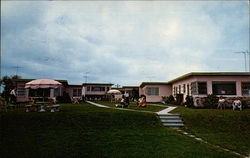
left=83, top=71, right=90, bottom=83
left=12, top=65, right=22, bottom=76
left=114, top=84, right=121, bottom=88
left=233, top=50, right=249, bottom=72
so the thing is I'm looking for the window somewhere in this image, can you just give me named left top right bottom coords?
left=191, top=82, right=198, bottom=95
left=73, top=88, right=82, bottom=97
left=187, top=84, right=190, bottom=95
left=198, top=82, right=207, bottom=94
left=87, top=86, right=90, bottom=91
left=91, top=86, right=105, bottom=91
left=242, top=82, right=250, bottom=96
left=146, top=87, right=159, bottom=96
left=191, top=82, right=207, bottom=95
left=212, top=82, right=236, bottom=95
left=29, top=88, right=50, bottom=97
left=183, top=84, right=186, bottom=93
left=179, top=85, right=181, bottom=93
left=54, top=88, right=61, bottom=97
left=17, top=85, right=25, bottom=97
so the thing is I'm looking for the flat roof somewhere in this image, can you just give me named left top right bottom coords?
left=68, top=84, right=82, bottom=87
left=167, top=72, right=250, bottom=83
left=140, top=82, right=169, bottom=88
left=82, top=83, right=113, bottom=86
left=122, top=86, right=139, bottom=88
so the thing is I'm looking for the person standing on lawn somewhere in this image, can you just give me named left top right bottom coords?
left=124, top=91, right=130, bottom=106
left=218, top=96, right=225, bottom=110
left=10, top=88, right=17, bottom=104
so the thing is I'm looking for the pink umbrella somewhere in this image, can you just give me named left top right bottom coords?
left=25, top=79, right=62, bottom=89
left=25, top=79, right=62, bottom=111
left=107, top=89, right=121, bottom=94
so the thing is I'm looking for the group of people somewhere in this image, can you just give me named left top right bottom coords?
left=218, top=96, right=242, bottom=110
left=115, top=91, right=130, bottom=108
left=115, top=92, right=147, bottom=108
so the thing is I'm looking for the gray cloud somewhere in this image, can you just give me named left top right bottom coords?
left=1, top=1, right=249, bottom=86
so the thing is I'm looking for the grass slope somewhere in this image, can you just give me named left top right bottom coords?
left=0, top=103, right=239, bottom=158
left=171, top=106, right=250, bottom=156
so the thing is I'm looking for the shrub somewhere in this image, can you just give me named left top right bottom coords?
left=204, top=94, right=218, bottom=109
left=185, top=95, right=194, bottom=107
left=161, top=95, right=176, bottom=104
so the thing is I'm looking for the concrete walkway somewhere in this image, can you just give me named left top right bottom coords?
left=156, top=106, right=177, bottom=115
left=86, top=101, right=177, bottom=114
left=86, top=101, right=154, bottom=113
left=86, top=101, right=110, bottom=108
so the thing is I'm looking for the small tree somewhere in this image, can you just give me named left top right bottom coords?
left=204, top=94, right=218, bottom=109
left=0, top=75, right=21, bottom=102
left=185, top=95, right=194, bottom=107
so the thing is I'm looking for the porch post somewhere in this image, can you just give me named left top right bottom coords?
left=207, top=81, right=213, bottom=94
left=50, top=89, right=55, bottom=98
left=236, top=81, right=242, bottom=96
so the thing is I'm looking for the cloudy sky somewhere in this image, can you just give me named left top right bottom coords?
left=1, top=1, right=249, bottom=86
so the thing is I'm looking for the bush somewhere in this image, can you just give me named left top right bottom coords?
left=185, top=95, right=194, bottom=107
left=162, top=95, right=175, bottom=104
left=204, top=94, right=218, bottom=109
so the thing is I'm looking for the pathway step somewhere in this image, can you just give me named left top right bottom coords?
left=162, top=123, right=184, bottom=127
left=159, top=115, right=180, bottom=119
left=157, top=112, right=184, bottom=128
left=160, top=119, right=183, bottom=123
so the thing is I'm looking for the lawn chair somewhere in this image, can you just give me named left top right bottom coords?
left=232, top=98, right=242, bottom=111
left=47, top=98, right=60, bottom=112
left=72, top=97, right=80, bottom=104
left=25, top=98, right=37, bottom=112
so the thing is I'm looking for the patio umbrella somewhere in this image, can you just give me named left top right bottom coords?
left=25, top=79, right=62, bottom=112
left=25, top=79, right=62, bottom=89
left=107, top=89, right=121, bottom=94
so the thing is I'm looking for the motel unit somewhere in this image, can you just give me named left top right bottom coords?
left=139, top=72, right=250, bottom=104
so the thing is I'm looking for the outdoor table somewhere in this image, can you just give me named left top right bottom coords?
left=36, top=102, right=48, bottom=112
left=47, top=104, right=60, bottom=112
left=24, top=104, right=39, bottom=112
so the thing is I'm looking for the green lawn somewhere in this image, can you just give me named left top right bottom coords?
left=0, top=103, right=240, bottom=158
left=171, top=106, right=250, bottom=156
left=96, top=101, right=167, bottom=112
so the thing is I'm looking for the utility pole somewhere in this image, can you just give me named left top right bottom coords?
left=234, top=51, right=249, bottom=72
left=114, top=84, right=121, bottom=88
left=12, top=65, right=22, bottom=76
left=83, top=71, right=90, bottom=83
